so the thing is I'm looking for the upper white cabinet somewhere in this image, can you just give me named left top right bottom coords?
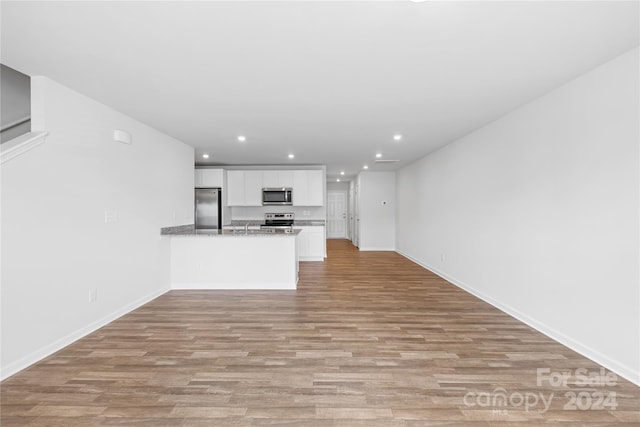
left=244, top=171, right=263, bottom=206
left=195, top=168, right=224, bottom=188
left=306, top=170, right=324, bottom=206
left=226, top=169, right=324, bottom=207
left=262, top=170, right=294, bottom=188
left=226, top=170, right=247, bottom=206
left=227, top=170, right=264, bottom=206
left=293, top=170, right=324, bottom=206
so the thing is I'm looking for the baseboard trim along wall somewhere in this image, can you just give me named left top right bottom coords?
left=171, top=282, right=297, bottom=290
left=396, top=250, right=640, bottom=387
left=0, top=287, right=170, bottom=381
left=358, top=247, right=396, bottom=251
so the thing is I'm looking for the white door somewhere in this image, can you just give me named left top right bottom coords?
left=353, top=182, right=359, bottom=247
left=326, top=191, right=347, bottom=239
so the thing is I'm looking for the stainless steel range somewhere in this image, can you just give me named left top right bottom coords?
left=261, top=213, right=294, bottom=229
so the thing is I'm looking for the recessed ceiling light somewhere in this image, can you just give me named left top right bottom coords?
left=363, top=165, right=369, bottom=170
left=393, top=134, right=402, bottom=141
left=336, top=178, right=340, bottom=182
left=202, top=154, right=209, bottom=159
left=237, top=135, right=246, bottom=142
left=288, top=154, right=295, bottom=159
left=340, top=171, right=345, bottom=175
left=376, top=153, right=382, bottom=158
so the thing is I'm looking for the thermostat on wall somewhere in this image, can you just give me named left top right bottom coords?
left=113, top=129, right=132, bottom=145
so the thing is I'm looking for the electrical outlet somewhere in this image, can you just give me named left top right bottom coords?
left=89, top=289, right=98, bottom=303
left=441, top=253, right=445, bottom=262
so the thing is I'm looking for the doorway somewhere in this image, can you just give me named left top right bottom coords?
left=326, top=191, right=348, bottom=239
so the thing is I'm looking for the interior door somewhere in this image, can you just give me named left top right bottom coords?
left=354, top=182, right=359, bottom=247
left=326, top=191, right=347, bottom=239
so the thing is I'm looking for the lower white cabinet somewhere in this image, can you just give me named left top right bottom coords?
left=297, top=226, right=325, bottom=261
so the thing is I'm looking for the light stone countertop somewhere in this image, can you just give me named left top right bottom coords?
left=161, top=224, right=300, bottom=237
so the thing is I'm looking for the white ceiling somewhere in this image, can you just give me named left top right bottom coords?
left=2, top=1, right=638, bottom=181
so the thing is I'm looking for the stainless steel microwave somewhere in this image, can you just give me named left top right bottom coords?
left=262, top=188, right=293, bottom=205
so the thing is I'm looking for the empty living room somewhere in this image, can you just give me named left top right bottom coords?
left=1, top=1, right=639, bottom=425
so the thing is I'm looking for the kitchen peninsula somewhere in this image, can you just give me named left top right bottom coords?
left=163, top=227, right=301, bottom=290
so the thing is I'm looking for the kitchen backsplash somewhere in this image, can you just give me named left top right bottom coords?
left=229, top=205, right=326, bottom=221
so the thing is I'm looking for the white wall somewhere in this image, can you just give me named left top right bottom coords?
left=358, top=171, right=396, bottom=250
left=0, top=77, right=194, bottom=379
left=396, top=48, right=639, bottom=384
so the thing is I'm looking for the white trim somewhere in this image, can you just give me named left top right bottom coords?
left=396, top=249, right=640, bottom=387
left=359, top=246, right=396, bottom=251
left=0, top=286, right=169, bottom=381
left=300, top=257, right=325, bottom=262
left=171, top=282, right=296, bottom=290
left=0, top=131, right=48, bottom=164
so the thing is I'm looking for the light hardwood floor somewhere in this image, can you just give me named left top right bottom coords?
left=2, top=239, right=639, bottom=426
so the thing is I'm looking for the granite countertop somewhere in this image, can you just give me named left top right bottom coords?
left=161, top=224, right=300, bottom=237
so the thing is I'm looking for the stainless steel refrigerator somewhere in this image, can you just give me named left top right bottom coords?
left=195, top=188, right=222, bottom=229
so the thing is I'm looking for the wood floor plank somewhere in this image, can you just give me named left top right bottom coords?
left=2, top=239, right=639, bottom=425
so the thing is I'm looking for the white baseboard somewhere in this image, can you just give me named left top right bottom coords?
left=300, top=257, right=324, bottom=261
left=0, top=286, right=169, bottom=381
left=358, top=246, right=396, bottom=251
left=396, top=250, right=640, bottom=387
left=171, top=282, right=296, bottom=290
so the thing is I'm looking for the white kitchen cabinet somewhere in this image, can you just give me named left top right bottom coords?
left=293, top=170, right=324, bottom=206
left=228, top=169, right=322, bottom=207
left=226, top=170, right=246, bottom=206
left=306, top=170, right=324, bottom=206
left=293, top=171, right=308, bottom=205
left=195, top=168, right=224, bottom=188
left=297, top=226, right=325, bottom=261
left=227, top=170, right=263, bottom=206
left=263, top=170, right=294, bottom=188
left=262, top=171, right=278, bottom=188
left=278, top=171, right=294, bottom=188
left=244, top=171, right=263, bottom=206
